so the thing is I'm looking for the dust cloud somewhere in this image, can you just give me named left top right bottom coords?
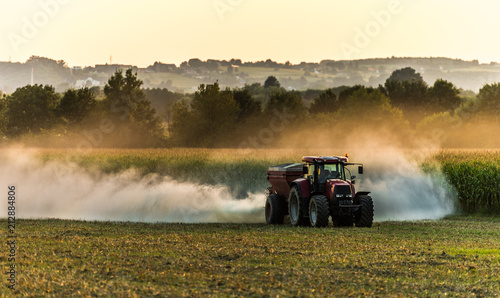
left=351, top=147, right=455, bottom=221
left=277, top=127, right=457, bottom=222
left=1, top=149, right=263, bottom=223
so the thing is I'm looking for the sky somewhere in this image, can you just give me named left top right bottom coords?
left=0, top=0, right=499, bottom=67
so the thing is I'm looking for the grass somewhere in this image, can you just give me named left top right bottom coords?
left=2, top=218, right=500, bottom=296
left=3, top=148, right=500, bottom=295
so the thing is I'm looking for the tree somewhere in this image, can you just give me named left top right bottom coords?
left=191, top=83, right=239, bottom=141
left=477, top=82, right=500, bottom=113
left=264, top=76, right=281, bottom=88
left=345, top=88, right=390, bottom=111
left=384, top=67, right=429, bottom=123
left=25, top=56, right=73, bottom=88
left=428, top=79, right=461, bottom=112
left=385, top=67, right=423, bottom=83
left=59, top=88, right=97, bottom=124
left=384, top=68, right=428, bottom=106
left=339, top=88, right=408, bottom=132
left=386, top=79, right=428, bottom=106
left=0, top=94, right=8, bottom=134
left=265, top=90, right=305, bottom=117
left=170, top=82, right=239, bottom=146
left=244, top=83, right=264, bottom=95
left=5, top=84, right=59, bottom=137
left=103, top=69, right=164, bottom=146
left=169, top=99, right=193, bottom=144
left=188, top=58, right=204, bottom=68
left=143, top=88, right=183, bottom=117
left=309, top=89, right=338, bottom=114
left=233, top=88, right=261, bottom=121
left=338, top=85, right=376, bottom=102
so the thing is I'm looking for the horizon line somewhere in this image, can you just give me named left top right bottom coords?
left=0, top=55, right=495, bottom=69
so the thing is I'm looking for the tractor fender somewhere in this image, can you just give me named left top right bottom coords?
left=355, top=191, right=371, bottom=197
left=290, top=178, right=311, bottom=200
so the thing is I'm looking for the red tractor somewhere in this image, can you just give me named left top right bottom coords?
left=265, top=156, right=374, bottom=227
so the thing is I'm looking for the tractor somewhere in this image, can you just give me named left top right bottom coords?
left=265, top=156, right=374, bottom=227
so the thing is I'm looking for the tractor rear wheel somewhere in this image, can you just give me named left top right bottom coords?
left=309, top=195, right=329, bottom=227
left=355, top=196, right=374, bottom=228
left=265, top=194, right=285, bottom=225
left=289, top=186, right=309, bottom=226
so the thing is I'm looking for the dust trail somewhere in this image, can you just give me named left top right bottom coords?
left=1, top=149, right=263, bottom=223
left=1, top=146, right=455, bottom=224
left=350, top=147, right=456, bottom=221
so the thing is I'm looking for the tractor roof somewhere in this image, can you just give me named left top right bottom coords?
left=302, top=156, right=348, bottom=163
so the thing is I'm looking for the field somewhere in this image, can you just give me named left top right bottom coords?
left=2, top=148, right=500, bottom=295
left=2, top=218, right=500, bottom=296
left=138, top=72, right=202, bottom=92
left=137, top=66, right=343, bottom=92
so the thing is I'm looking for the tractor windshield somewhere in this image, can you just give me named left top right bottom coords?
left=318, top=163, right=346, bottom=183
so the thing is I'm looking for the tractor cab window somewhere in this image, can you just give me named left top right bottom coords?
left=318, top=163, right=344, bottom=183
left=307, top=163, right=315, bottom=179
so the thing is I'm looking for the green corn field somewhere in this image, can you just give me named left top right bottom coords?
left=431, top=150, right=500, bottom=214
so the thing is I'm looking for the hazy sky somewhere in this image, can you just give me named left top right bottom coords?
left=0, top=0, right=498, bottom=67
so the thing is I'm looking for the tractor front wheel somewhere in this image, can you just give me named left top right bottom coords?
left=309, top=195, right=329, bottom=227
left=265, top=194, right=285, bottom=225
left=355, top=195, right=374, bottom=228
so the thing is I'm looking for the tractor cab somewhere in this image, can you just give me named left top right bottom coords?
left=302, top=156, right=363, bottom=194
left=302, top=156, right=351, bottom=194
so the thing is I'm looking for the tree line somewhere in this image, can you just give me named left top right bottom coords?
left=0, top=67, right=499, bottom=148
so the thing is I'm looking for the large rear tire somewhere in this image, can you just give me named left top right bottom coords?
left=355, top=196, right=374, bottom=228
left=265, top=194, right=285, bottom=225
left=309, top=195, right=329, bottom=227
left=289, top=186, right=309, bottom=227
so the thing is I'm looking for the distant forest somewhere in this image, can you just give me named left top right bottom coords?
left=1, top=63, right=500, bottom=149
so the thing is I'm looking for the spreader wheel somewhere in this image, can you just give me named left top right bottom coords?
left=265, top=194, right=285, bottom=225
left=288, top=186, right=310, bottom=227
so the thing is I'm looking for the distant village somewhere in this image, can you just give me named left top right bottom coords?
left=2, top=56, right=500, bottom=94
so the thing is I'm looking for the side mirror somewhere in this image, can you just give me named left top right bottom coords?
left=358, top=166, right=364, bottom=175
left=303, top=165, right=308, bottom=175
left=351, top=175, right=356, bottom=180
left=351, top=180, right=356, bottom=185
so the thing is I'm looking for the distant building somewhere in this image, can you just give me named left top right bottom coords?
left=75, top=77, right=101, bottom=88
left=148, top=62, right=177, bottom=73
left=94, top=64, right=135, bottom=74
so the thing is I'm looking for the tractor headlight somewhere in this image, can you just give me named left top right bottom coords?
left=346, top=194, right=352, bottom=198
left=336, top=194, right=344, bottom=198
